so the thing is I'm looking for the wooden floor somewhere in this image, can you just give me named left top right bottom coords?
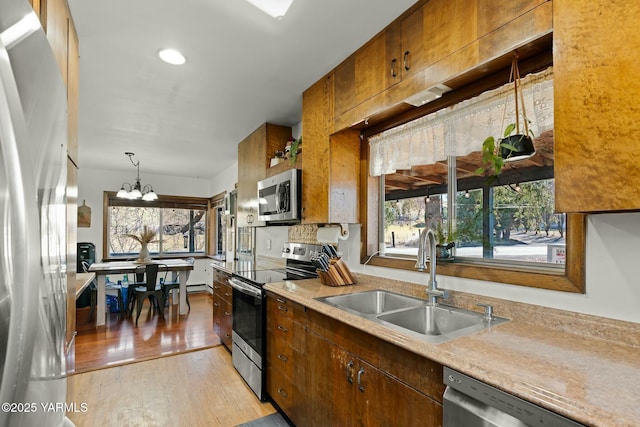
left=71, top=292, right=221, bottom=374
left=67, top=292, right=276, bottom=426
left=67, top=346, right=276, bottom=427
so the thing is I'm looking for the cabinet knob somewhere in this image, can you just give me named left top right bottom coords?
left=390, top=58, right=398, bottom=78
left=278, top=353, right=288, bottom=363
left=404, top=50, right=410, bottom=71
left=277, top=305, right=288, bottom=312
left=345, top=361, right=354, bottom=384
left=277, top=388, right=288, bottom=398
left=277, top=324, right=289, bottom=332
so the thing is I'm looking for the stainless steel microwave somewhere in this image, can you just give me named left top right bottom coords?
left=257, top=169, right=301, bottom=223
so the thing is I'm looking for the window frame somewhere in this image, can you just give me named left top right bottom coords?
left=358, top=52, right=585, bottom=293
left=207, top=191, right=227, bottom=257
left=362, top=162, right=585, bottom=293
left=102, top=191, right=210, bottom=261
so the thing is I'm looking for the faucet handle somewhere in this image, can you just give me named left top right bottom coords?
left=476, top=303, right=494, bottom=321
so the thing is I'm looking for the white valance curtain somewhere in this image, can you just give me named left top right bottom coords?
left=369, top=67, right=554, bottom=176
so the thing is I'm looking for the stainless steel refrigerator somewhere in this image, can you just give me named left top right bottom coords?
left=0, top=0, right=70, bottom=425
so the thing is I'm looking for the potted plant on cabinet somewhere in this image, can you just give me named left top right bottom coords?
left=288, top=137, right=301, bottom=166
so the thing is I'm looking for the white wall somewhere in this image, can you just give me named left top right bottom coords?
left=338, top=213, right=640, bottom=324
left=256, top=226, right=289, bottom=259
left=210, top=160, right=238, bottom=196
left=77, top=166, right=213, bottom=285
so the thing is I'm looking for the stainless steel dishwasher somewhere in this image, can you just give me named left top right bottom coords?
left=443, top=367, right=585, bottom=426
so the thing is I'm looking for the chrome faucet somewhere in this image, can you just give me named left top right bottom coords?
left=416, top=229, right=448, bottom=305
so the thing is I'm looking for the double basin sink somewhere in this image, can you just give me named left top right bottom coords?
left=316, top=289, right=508, bottom=344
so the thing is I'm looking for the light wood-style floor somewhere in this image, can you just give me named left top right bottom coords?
left=67, top=347, right=276, bottom=427
left=71, top=292, right=221, bottom=373
left=67, top=292, right=276, bottom=426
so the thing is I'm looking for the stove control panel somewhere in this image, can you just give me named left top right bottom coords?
left=282, top=242, right=323, bottom=262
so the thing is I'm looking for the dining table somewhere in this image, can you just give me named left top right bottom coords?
left=87, top=258, right=194, bottom=326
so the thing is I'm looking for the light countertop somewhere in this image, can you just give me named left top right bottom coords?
left=264, top=276, right=640, bottom=427
left=75, top=272, right=95, bottom=299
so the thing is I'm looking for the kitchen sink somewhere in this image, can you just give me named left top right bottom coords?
left=315, top=289, right=508, bottom=344
left=376, top=304, right=508, bottom=342
left=377, top=305, right=481, bottom=336
left=316, top=290, right=424, bottom=315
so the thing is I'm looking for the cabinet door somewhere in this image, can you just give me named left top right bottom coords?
left=554, top=0, right=640, bottom=212
left=237, top=127, right=266, bottom=227
left=236, top=124, right=291, bottom=227
left=67, top=15, right=79, bottom=164
left=355, top=357, right=443, bottom=427
left=301, top=76, right=360, bottom=225
left=302, top=76, right=332, bottom=224
left=334, top=30, right=398, bottom=118
left=304, top=330, right=353, bottom=426
left=423, top=0, right=478, bottom=67
left=400, top=7, right=425, bottom=79
left=46, top=0, right=69, bottom=84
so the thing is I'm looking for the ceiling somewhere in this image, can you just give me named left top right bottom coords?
left=67, top=0, right=418, bottom=180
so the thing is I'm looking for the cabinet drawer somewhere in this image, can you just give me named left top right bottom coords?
left=215, top=282, right=232, bottom=304
left=267, top=293, right=305, bottom=320
left=268, top=318, right=305, bottom=353
left=266, top=364, right=299, bottom=418
left=267, top=334, right=295, bottom=381
left=221, top=286, right=232, bottom=304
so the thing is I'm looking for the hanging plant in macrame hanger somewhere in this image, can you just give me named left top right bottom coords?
left=476, top=54, right=536, bottom=180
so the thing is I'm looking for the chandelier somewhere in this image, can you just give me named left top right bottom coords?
left=116, top=152, right=158, bottom=201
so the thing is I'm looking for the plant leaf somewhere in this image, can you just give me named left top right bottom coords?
left=503, top=123, right=516, bottom=137
left=482, top=136, right=495, bottom=151
left=500, top=142, right=519, bottom=152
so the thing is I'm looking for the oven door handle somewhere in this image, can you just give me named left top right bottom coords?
left=229, top=278, right=262, bottom=298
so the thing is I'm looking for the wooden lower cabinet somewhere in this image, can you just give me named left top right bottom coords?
left=305, top=330, right=442, bottom=427
left=212, top=269, right=232, bottom=349
left=266, top=293, right=306, bottom=423
left=266, top=292, right=444, bottom=426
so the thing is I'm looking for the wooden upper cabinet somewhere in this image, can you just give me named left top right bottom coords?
left=399, top=8, right=424, bottom=80
left=237, top=123, right=291, bottom=227
left=67, top=15, right=79, bottom=164
left=554, top=0, right=640, bottom=212
left=334, top=31, right=397, bottom=119
left=476, top=0, right=549, bottom=36
left=46, top=0, right=69, bottom=85
left=423, top=0, right=477, bottom=66
left=330, top=0, right=553, bottom=131
left=43, top=0, right=80, bottom=164
left=302, top=76, right=360, bottom=224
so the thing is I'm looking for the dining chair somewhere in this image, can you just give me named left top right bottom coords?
left=160, top=257, right=194, bottom=311
left=129, top=263, right=164, bottom=326
left=84, top=261, right=125, bottom=321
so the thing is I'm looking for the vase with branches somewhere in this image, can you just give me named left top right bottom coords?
left=125, top=225, right=158, bottom=263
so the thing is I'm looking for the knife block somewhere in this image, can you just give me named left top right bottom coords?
left=317, top=259, right=355, bottom=286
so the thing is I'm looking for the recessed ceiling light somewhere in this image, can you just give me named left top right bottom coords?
left=245, top=0, right=295, bottom=19
left=158, top=48, right=186, bottom=65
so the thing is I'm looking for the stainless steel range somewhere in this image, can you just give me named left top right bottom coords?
left=229, top=243, right=321, bottom=400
